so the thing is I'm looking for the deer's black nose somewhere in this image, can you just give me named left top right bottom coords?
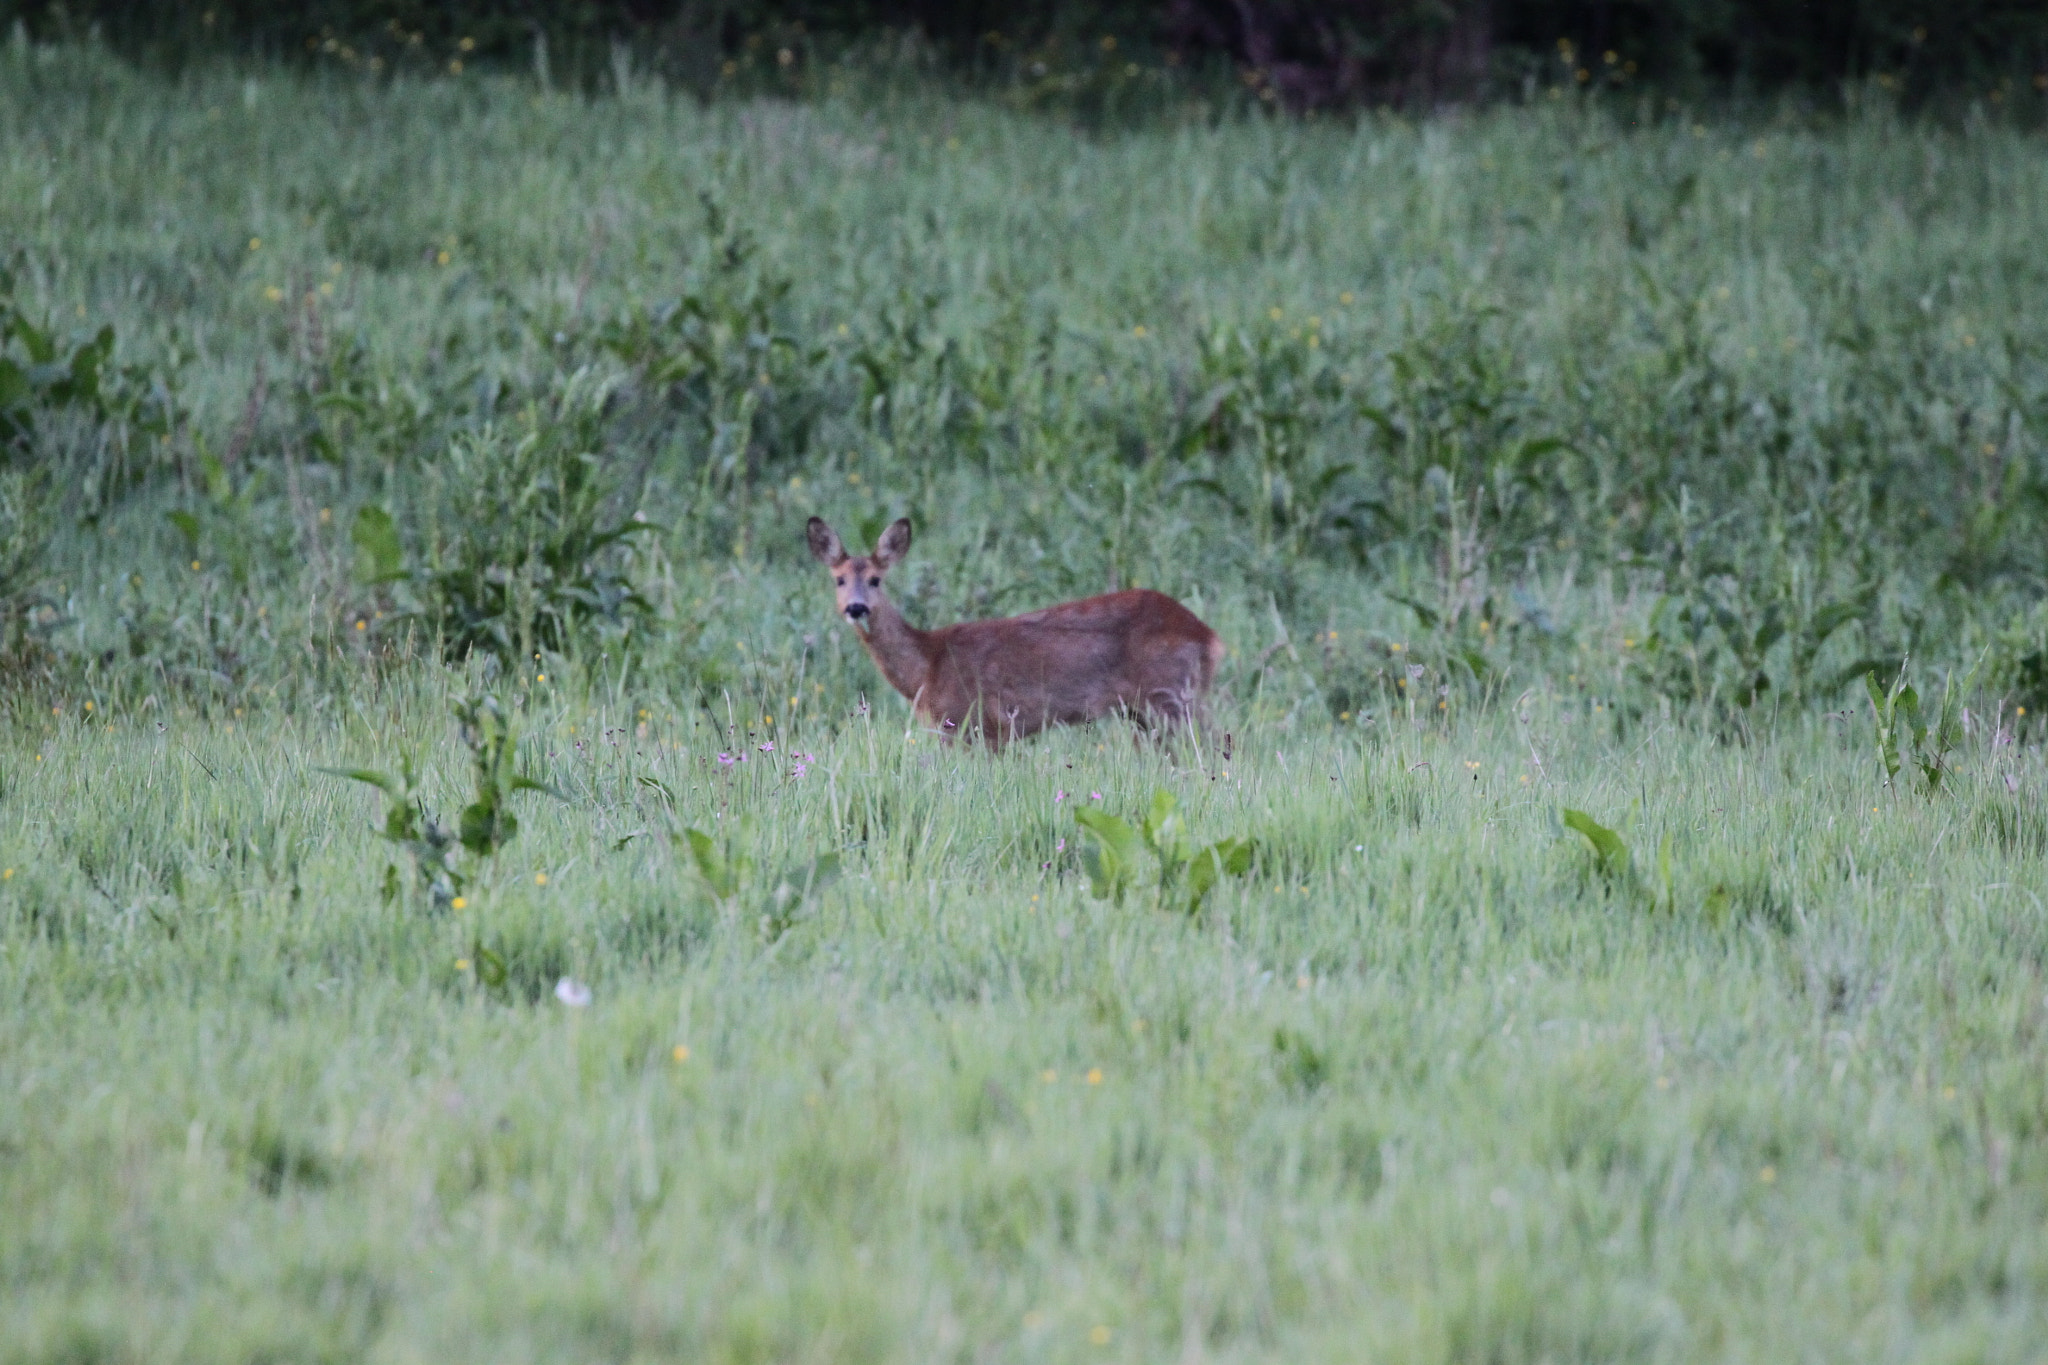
left=844, top=602, right=869, bottom=620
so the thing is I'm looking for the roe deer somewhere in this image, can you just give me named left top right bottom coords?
left=807, top=516, right=1224, bottom=749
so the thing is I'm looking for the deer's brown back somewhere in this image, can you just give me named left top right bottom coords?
left=922, top=590, right=1219, bottom=731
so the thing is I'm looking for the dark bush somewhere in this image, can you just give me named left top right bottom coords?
left=12, top=1, right=2045, bottom=106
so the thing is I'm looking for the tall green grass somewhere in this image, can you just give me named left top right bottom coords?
left=4, top=41, right=2046, bottom=722
left=8, top=678, right=2048, bottom=1360
left=3, top=38, right=2048, bottom=1362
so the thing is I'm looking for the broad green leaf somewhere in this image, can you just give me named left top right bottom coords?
left=1752, top=604, right=1786, bottom=656
left=1184, top=847, right=1221, bottom=909
left=1140, top=788, right=1186, bottom=862
left=509, top=774, right=563, bottom=799
left=67, top=326, right=111, bottom=399
left=0, top=355, right=28, bottom=410
left=1184, top=837, right=1253, bottom=912
left=1078, top=841, right=1120, bottom=901
left=1389, top=593, right=1439, bottom=630
left=1144, top=787, right=1177, bottom=835
left=459, top=798, right=515, bottom=857
left=681, top=827, right=740, bottom=899
left=1562, top=808, right=1630, bottom=878
left=1075, top=808, right=1139, bottom=865
left=320, top=765, right=401, bottom=797
left=1075, top=808, right=1138, bottom=901
left=1896, top=687, right=1924, bottom=748
left=381, top=804, right=421, bottom=844
left=350, top=504, right=405, bottom=584
left=199, top=447, right=230, bottom=504
left=164, top=509, right=201, bottom=557
left=15, top=313, right=53, bottom=364
left=1866, top=670, right=1901, bottom=781
left=682, top=826, right=720, bottom=885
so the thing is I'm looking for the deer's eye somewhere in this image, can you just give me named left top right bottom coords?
left=867, top=577, right=880, bottom=587
left=835, top=577, right=845, bottom=586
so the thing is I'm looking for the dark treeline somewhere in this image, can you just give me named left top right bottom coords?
left=6, top=0, right=2046, bottom=107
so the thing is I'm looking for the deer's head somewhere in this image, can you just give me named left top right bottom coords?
left=807, top=516, right=910, bottom=632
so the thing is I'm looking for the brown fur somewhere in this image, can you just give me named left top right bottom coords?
left=807, top=516, right=1225, bottom=749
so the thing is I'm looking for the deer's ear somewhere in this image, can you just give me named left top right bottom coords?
left=873, top=518, right=912, bottom=569
left=806, top=517, right=846, bottom=566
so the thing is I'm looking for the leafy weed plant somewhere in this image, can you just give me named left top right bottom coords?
left=328, top=691, right=555, bottom=909
left=1075, top=787, right=1254, bottom=913
left=1867, top=653, right=1987, bottom=795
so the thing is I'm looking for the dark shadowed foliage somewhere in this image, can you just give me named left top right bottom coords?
left=9, top=0, right=2046, bottom=106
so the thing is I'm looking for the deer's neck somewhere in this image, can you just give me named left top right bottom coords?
left=858, top=597, right=937, bottom=710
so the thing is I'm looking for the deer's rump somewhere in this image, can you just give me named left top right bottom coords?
left=922, top=590, right=1222, bottom=739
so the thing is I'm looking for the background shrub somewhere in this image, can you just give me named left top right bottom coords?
left=10, top=1, right=2048, bottom=108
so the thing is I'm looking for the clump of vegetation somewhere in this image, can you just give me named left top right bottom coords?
left=1561, top=804, right=1684, bottom=915
left=402, top=389, right=656, bottom=670
left=679, top=821, right=841, bottom=941
left=2, top=271, right=123, bottom=449
left=2, top=262, right=182, bottom=506
left=1074, top=788, right=1253, bottom=912
left=1867, top=655, right=1986, bottom=796
left=0, top=467, right=54, bottom=666
left=328, top=691, right=555, bottom=908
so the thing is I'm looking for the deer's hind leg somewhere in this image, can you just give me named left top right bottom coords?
left=1128, top=690, right=1197, bottom=754
left=1144, top=642, right=1211, bottom=726
left=1139, top=657, right=1218, bottom=752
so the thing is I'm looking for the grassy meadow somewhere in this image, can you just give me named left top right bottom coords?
left=5, top=36, right=2048, bottom=1363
